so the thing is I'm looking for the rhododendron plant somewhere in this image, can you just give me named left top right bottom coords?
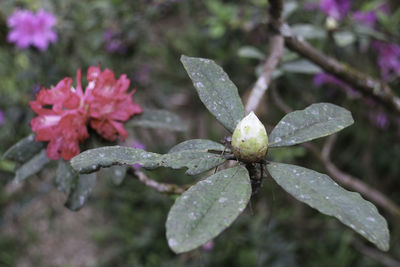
left=30, top=66, right=142, bottom=160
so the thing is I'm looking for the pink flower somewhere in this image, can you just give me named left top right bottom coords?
left=319, top=0, right=351, bottom=20
left=30, top=75, right=88, bottom=160
left=353, top=11, right=377, bottom=28
left=372, top=41, right=400, bottom=81
left=7, top=9, right=57, bottom=51
left=85, top=66, right=142, bottom=141
left=30, top=67, right=142, bottom=160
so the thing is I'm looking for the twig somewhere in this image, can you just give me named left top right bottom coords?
left=245, top=0, right=284, bottom=113
left=271, top=87, right=400, bottom=218
left=283, top=32, right=400, bottom=114
left=321, top=135, right=400, bottom=217
left=353, top=240, right=400, bottom=267
left=127, top=168, right=188, bottom=195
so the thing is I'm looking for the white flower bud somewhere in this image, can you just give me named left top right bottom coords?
left=231, top=112, right=268, bottom=163
left=325, top=17, right=338, bottom=31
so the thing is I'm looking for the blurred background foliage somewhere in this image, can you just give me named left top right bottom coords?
left=0, top=0, right=400, bottom=266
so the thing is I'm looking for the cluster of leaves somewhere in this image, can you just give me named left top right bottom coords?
left=0, top=0, right=398, bottom=264
left=70, top=56, right=389, bottom=253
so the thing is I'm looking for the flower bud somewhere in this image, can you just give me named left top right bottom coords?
left=325, top=17, right=338, bottom=31
left=231, top=112, right=268, bottom=163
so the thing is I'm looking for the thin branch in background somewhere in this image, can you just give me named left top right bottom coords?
left=284, top=32, right=400, bottom=114
left=244, top=0, right=284, bottom=114
left=352, top=240, right=400, bottom=267
left=271, top=86, right=400, bottom=218
left=321, top=135, right=400, bottom=218
left=127, top=168, right=188, bottom=195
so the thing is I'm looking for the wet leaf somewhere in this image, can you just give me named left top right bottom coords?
left=65, top=173, right=97, bottom=211
left=166, top=166, right=251, bottom=253
left=168, top=139, right=226, bottom=153
left=14, top=150, right=51, bottom=182
left=269, top=103, right=354, bottom=147
left=71, top=146, right=227, bottom=176
left=181, top=55, right=245, bottom=133
left=56, top=159, right=77, bottom=194
left=3, top=134, right=44, bottom=163
left=267, top=162, right=390, bottom=251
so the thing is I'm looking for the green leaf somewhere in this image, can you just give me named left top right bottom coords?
left=128, top=109, right=188, bottom=132
left=166, top=166, right=251, bottom=253
left=181, top=55, right=245, bottom=133
left=65, top=173, right=97, bottom=211
left=3, top=134, right=44, bottom=163
left=56, top=160, right=77, bottom=194
left=168, top=139, right=227, bottom=153
left=290, top=24, right=325, bottom=39
left=162, top=151, right=227, bottom=175
left=282, top=1, right=298, bottom=19
left=334, top=31, right=356, bottom=47
left=100, top=165, right=127, bottom=185
left=280, top=60, right=322, bottom=74
left=14, top=150, right=51, bottom=183
left=71, top=146, right=160, bottom=173
left=267, top=162, right=390, bottom=251
left=71, top=146, right=227, bottom=176
left=269, top=103, right=354, bottom=147
left=237, top=46, right=266, bottom=60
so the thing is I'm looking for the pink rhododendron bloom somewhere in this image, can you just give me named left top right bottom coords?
left=372, top=41, right=400, bottom=81
left=30, top=76, right=88, bottom=160
left=319, top=0, right=351, bottom=20
left=85, top=66, right=142, bottom=141
left=7, top=9, right=57, bottom=51
left=30, top=67, right=142, bottom=160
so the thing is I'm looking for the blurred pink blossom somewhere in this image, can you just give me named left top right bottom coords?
left=353, top=11, right=377, bottom=28
left=319, top=0, right=351, bottom=20
left=0, top=110, right=5, bottom=126
left=369, top=110, right=389, bottom=130
left=313, top=73, right=359, bottom=98
left=7, top=9, right=57, bottom=51
left=372, top=41, right=400, bottom=81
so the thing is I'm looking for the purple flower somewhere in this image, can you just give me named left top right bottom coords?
left=103, top=29, right=127, bottom=54
left=372, top=41, right=400, bottom=81
left=133, top=64, right=151, bottom=85
left=0, top=110, right=5, bottom=126
left=369, top=110, right=389, bottom=130
left=313, top=73, right=359, bottom=98
left=7, top=9, right=57, bottom=51
left=319, top=0, right=351, bottom=20
left=353, top=11, right=377, bottom=28
left=202, top=240, right=214, bottom=252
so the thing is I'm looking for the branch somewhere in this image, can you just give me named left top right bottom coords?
left=271, top=87, right=400, bottom=218
left=284, top=32, right=400, bottom=114
left=245, top=0, right=284, bottom=113
left=320, top=135, right=400, bottom=217
left=352, top=240, right=400, bottom=267
left=127, top=168, right=188, bottom=195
